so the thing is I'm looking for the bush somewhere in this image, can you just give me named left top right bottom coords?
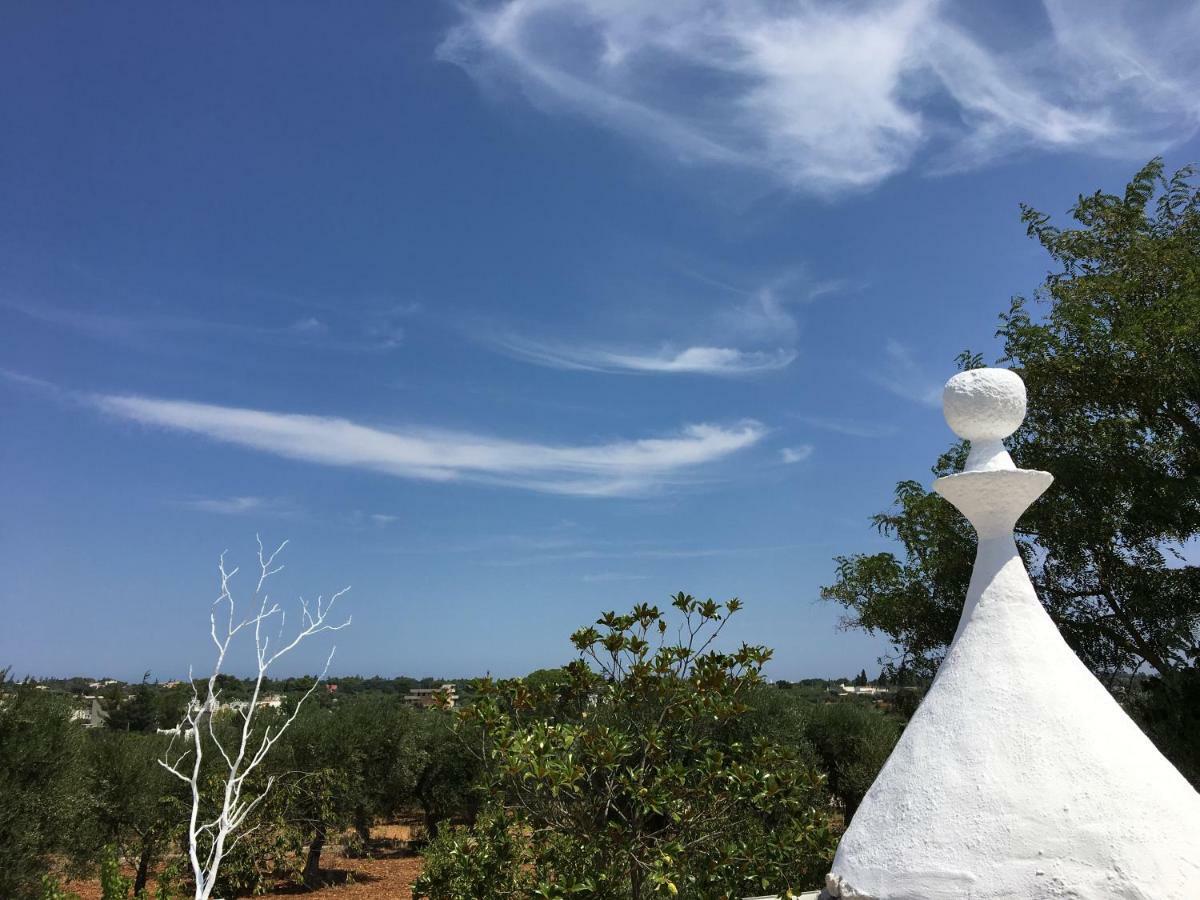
left=414, top=595, right=838, bottom=900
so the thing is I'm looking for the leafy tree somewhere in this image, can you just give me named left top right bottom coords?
left=414, top=595, right=837, bottom=900
left=276, top=696, right=427, bottom=884
left=1129, top=665, right=1200, bottom=786
left=411, top=708, right=482, bottom=840
left=823, top=160, right=1200, bottom=685
left=0, top=671, right=85, bottom=899
left=277, top=706, right=361, bottom=888
left=106, top=673, right=158, bottom=733
left=79, top=732, right=185, bottom=895
left=804, top=703, right=902, bottom=821
left=336, top=696, right=425, bottom=844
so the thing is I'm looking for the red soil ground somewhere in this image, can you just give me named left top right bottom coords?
left=64, top=825, right=425, bottom=900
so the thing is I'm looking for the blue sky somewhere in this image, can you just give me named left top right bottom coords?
left=3, top=1, right=1199, bottom=682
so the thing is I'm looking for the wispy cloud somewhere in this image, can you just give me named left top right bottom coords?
left=582, top=571, right=651, bottom=583
left=491, top=268, right=846, bottom=376
left=439, top=0, right=1200, bottom=194
left=181, top=495, right=299, bottom=517
left=708, top=270, right=848, bottom=344
left=495, top=336, right=795, bottom=375
left=288, top=316, right=328, bottom=335
left=1, top=297, right=413, bottom=353
left=793, top=416, right=899, bottom=439
left=780, top=445, right=814, bottom=465
left=487, top=542, right=801, bottom=567
left=871, top=339, right=943, bottom=407
left=92, top=393, right=765, bottom=497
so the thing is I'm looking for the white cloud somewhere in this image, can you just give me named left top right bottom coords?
left=182, top=495, right=297, bottom=516
left=289, top=316, right=328, bottom=335
left=582, top=571, right=651, bottom=582
left=709, top=270, right=845, bottom=344
left=2, top=297, right=414, bottom=353
left=439, top=0, right=1200, bottom=193
left=491, top=269, right=847, bottom=376
left=780, top=445, right=814, bottom=464
left=94, top=393, right=765, bottom=497
left=793, top=415, right=899, bottom=439
left=872, top=339, right=943, bottom=407
left=496, top=336, right=795, bottom=375
left=369, top=513, right=398, bottom=526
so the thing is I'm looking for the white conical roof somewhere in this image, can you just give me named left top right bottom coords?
left=823, top=368, right=1200, bottom=900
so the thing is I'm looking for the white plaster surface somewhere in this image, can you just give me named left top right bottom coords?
left=823, top=368, right=1200, bottom=900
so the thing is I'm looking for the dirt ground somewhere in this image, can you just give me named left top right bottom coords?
left=64, top=825, right=425, bottom=900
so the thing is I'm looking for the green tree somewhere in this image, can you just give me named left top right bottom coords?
left=80, top=732, right=184, bottom=895
left=273, top=706, right=361, bottom=888
left=823, top=160, right=1200, bottom=681
left=411, top=708, right=482, bottom=840
left=106, top=673, right=157, bottom=733
left=277, top=696, right=425, bottom=885
left=804, top=703, right=902, bottom=821
left=414, top=595, right=837, bottom=900
left=0, top=671, right=84, bottom=899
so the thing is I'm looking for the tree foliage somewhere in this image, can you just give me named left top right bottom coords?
left=823, top=159, right=1200, bottom=682
left=803, top=703, right=901, bottom=822
left=79, top=732, right=186, bottom=895
left=414, top=595, right=837, bottom=900
left=0, top=672, right=85, bottom=900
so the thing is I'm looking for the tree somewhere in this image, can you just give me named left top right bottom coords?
left=80, top=731, right=185, bottom=895
left=0, top=670, right=84, bottom=900
left=106, top=673, right=158, bottom=733
left=159, top=537, right=350, bottom=900
left=823, top=160, right=1200, bottom=684
left=276, top=696, right=423, bottom=886
left=278, top=706, right=362, bottom=888
left=804, top=703, right=902, bottom=821
left=410, top=708, right=481, bottom=840
left=414, top=594, right=837, bottom=900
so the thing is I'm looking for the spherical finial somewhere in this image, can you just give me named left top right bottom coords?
left=942, top=368, right=1026, bottom=441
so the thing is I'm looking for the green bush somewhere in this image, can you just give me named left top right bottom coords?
left=414, top=595, right=837, bottom=900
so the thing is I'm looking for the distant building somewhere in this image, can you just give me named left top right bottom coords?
left=836, top=684, right=890, bottom=696
left=325, top=683, right=338, bottom=694
left=405, top=684, right=458, bottom=709
left=70, top=697, right=109, bottom=728
left=162, top=679, right=183, bottom=689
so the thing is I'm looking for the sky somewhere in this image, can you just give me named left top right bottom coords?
left=3, top=0, right=1200, bottom=682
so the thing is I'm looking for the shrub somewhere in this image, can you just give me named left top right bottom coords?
left=414, top=595, right=837, bottom=900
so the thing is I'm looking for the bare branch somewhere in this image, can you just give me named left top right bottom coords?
left=161, top=538, right=349, bottom=900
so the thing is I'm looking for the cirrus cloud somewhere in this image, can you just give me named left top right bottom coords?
left=495, top=335, right=795, bottom=375
left=93, top=393, right=765, bottom=497
left=439, top=0, right=1200, bottom=193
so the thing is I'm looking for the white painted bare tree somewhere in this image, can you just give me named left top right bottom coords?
left=160, top=537, right=350, bottom=900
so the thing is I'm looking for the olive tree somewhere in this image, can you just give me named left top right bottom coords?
left=0, top=671, right=84, bottom=900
